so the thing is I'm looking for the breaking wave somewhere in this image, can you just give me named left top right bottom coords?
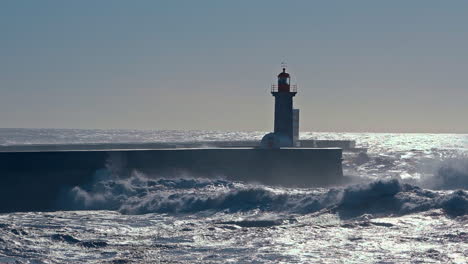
left=65, top=170, right=468, bottom=218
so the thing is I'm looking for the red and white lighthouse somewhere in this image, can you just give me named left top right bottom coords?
left=261, top=66, right=299, bottom=148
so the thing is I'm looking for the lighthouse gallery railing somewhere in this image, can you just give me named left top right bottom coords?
left=271, top=84, right=297, bottom=93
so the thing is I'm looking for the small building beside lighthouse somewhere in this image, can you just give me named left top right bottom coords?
left=261, top=67, right=300, bottom=148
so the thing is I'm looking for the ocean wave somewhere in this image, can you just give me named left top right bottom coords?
left=65, top=170, right=468, bottom=217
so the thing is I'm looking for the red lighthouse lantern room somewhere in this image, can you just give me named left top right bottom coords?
left=277, top=68, right=291, bottom=92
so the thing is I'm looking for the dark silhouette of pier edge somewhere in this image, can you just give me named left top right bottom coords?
left=0, top=147, right=343, bottom=212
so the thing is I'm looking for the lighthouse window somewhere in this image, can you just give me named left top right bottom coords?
left=278, top=78, right=289, bottom=85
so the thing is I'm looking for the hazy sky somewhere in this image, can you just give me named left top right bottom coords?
left=1, top=1, right=467, bottom=133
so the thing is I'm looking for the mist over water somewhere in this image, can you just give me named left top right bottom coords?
left=0, top=129, right=466, bottom=263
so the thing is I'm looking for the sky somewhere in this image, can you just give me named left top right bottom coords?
left=1, top=0, right=467, bottom=133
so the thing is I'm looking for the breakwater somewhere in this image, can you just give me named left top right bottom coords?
left=0, top=147, right=343, bottom=212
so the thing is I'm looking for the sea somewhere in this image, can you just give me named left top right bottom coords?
left=0, top=128, right=467, bottom=263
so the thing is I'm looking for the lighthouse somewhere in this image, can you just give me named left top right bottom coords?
left=261, top=67, right=299, bottom=148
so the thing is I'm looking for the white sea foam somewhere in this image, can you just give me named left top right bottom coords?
left=66, top=170, right=468, bottom=217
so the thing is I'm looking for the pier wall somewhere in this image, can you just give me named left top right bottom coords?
left=0, top=148, right=342, bottom=212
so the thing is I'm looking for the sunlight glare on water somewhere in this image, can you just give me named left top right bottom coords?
left=0, top=129, right=466, bottom=263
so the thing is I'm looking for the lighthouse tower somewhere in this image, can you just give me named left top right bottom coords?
left=261, top=67, right=299, bottom=148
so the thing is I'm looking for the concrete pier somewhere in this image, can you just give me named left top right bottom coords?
left=0, top=147, right=343, bottom=212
